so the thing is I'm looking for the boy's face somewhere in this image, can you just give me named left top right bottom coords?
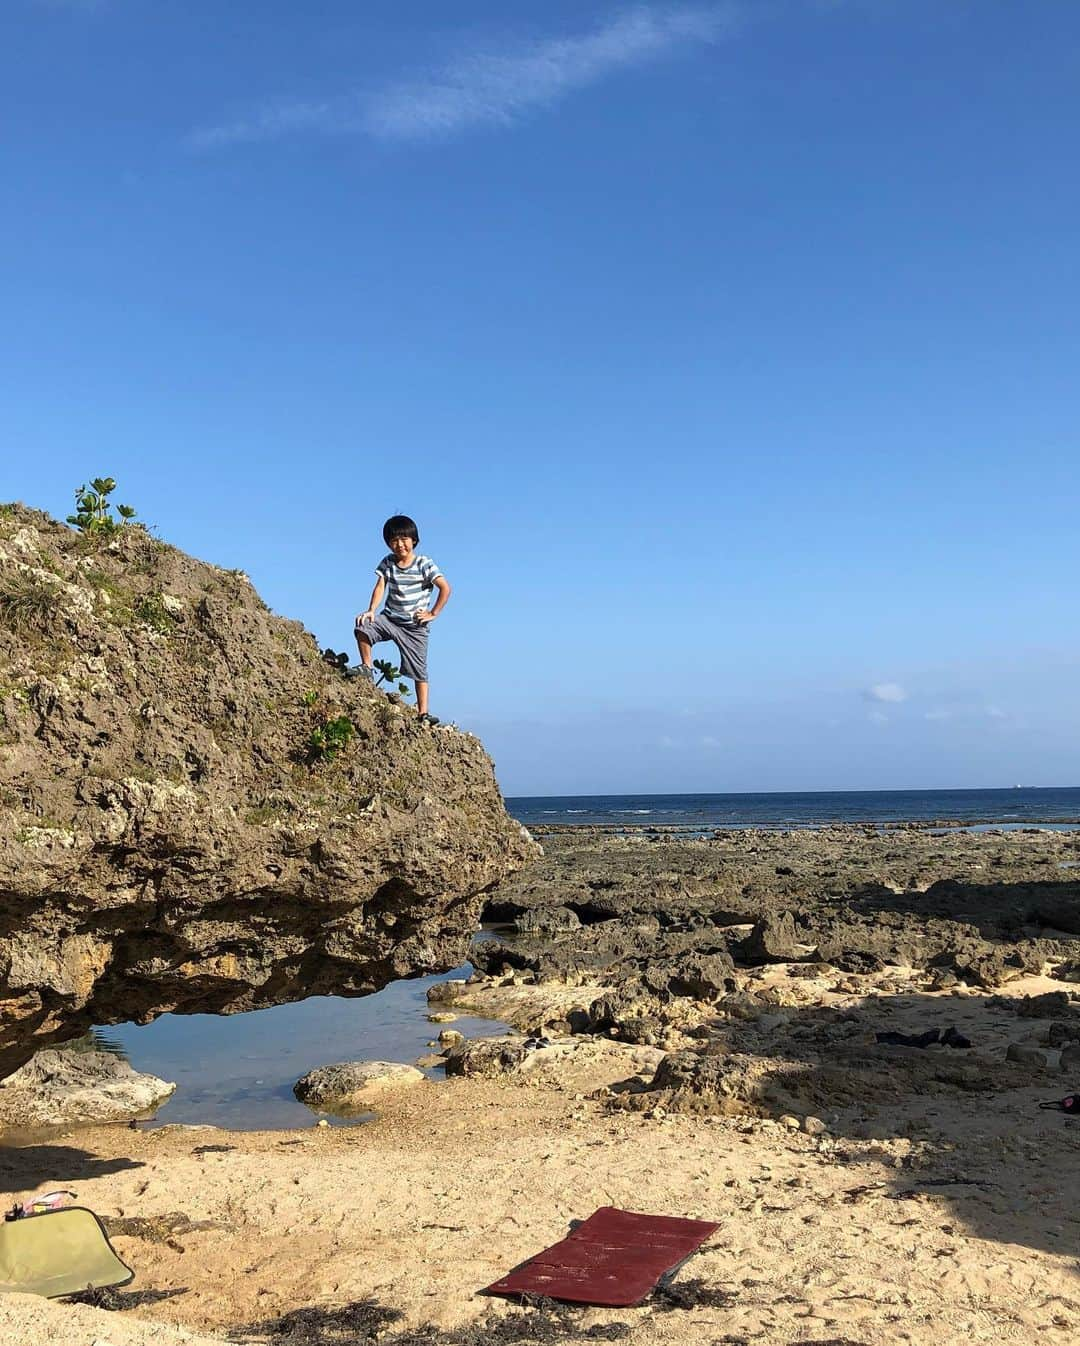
left=389, top=533, right=416, bottom=563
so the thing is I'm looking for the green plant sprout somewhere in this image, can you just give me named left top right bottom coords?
left=373, top=658, right=411, bottom=697
left=67, top=478, right=137, bottom=535
left=308, top=714, right=355, bottom=763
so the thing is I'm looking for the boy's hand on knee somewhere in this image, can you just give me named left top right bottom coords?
left=356, top=610, right=375, bottom=627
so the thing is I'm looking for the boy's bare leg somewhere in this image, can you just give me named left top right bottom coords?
left=355, top=634, right=374, bottom=668
left=415, top=681, right=429, bottom=714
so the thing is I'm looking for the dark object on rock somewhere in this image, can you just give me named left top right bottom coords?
left=876, top=1029, right=940, bottom=1049
left=0, top=506, right=536, bottom=1079
left=485, top=1206, right=720, bottom=1307
left=1040, top=1093, right=1080, bottom=1115
left=941, top=1025, right=972, bottom=1049
left=321, top=647, right=349, bottom=671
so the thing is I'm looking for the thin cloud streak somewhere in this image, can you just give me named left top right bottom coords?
left=368, top=6, right=733, bottom=141
left=189, top=5, right=735, bottom=150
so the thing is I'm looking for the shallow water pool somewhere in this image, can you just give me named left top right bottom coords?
left=93, top=959, right=504, bottom=1131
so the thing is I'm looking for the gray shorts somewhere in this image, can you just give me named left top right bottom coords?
left=355, top=612, right=429, bottom=682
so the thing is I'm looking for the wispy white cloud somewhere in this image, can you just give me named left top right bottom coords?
left=190, top=5, right=734, bottom=150
left=865, top=682, right=908, bottom=704
left=924, top=702, right=1011, bottom=724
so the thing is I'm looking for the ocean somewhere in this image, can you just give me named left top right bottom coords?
left=86, top=784, right=1080, bottom=1131
left=506, top=786, right=1080, bottom=830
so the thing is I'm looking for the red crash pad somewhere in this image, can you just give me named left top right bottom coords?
left=484, top=1206, right=720, bottom=1307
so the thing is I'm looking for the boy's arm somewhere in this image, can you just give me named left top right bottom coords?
left=356, top=576, right=385, bottom=626
left=416, top=575, right=451, bottom=624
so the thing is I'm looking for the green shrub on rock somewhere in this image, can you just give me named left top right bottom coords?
left=66, top=477, right=137, bottom=537
left=308, top=714, right=356, bottom=764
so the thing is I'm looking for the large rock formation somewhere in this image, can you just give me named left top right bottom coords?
left=0, top=504, right=536, bottom=1079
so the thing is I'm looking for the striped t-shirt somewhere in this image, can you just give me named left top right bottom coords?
left=377, top=554, right=442, bottom=620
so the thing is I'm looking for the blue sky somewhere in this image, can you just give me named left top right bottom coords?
left=3, top=0, right=1078, bottom=795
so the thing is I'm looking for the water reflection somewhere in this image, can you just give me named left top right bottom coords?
left=91, top=957, right=505, bottom=1131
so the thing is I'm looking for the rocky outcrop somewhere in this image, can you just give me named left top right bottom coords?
left=482, top=828, right=1080, bottom=991
left=294, top=1061, right=424, bottom=1111
left=0, top=505, right=536, bottom=1078
left=0, top=1047, right=174, bottom=1125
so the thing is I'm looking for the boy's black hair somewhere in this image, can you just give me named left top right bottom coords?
left=382, top=514, right=419, bottom=546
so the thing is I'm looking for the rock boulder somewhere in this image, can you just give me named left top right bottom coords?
left=0, top=506, right=537, bottom=1078
left=0, top=1048, right=174, bottom=1125
left=293, top=1061, right=424, bottom=1110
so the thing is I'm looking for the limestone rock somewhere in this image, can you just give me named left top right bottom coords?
left=0, top=506, right=537, bottom=1079
left=514, top=905, right=581, bottom=935
left=0, top=1048, right=174, bottom=1125
left=293, top=1061, right=423, bottom=1109
left=442, top=1038, right=530, bottom=1078
left=1049, top=1021, right=1080, bottom=1049
left=1006, top=1043, right=1049, bottom=1069
left=614, top=1049, right=776, bottom=1116
left=739, top=912, right=802, bottom=964
left=1018, top=991, right=1075, bottom=1018
left=1059, top=1043, right=1080, bottom=1073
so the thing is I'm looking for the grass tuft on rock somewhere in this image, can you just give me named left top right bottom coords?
left=0, top=569, right=58, bottom=635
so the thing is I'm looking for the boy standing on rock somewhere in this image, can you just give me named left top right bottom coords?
left=354, top=514, right=451, bottom=726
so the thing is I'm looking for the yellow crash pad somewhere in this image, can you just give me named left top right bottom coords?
left=0, top=1208, right=132, bottom=1298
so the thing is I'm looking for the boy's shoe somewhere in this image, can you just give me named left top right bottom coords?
left=346, top=665, right=375, bottom=683
left=417, top=713, right=440, bottom=727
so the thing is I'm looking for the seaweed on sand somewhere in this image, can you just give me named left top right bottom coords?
left=649, top=1277, right=738, bottom=1311
left=230, top=1295, right=631, bottom=1346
